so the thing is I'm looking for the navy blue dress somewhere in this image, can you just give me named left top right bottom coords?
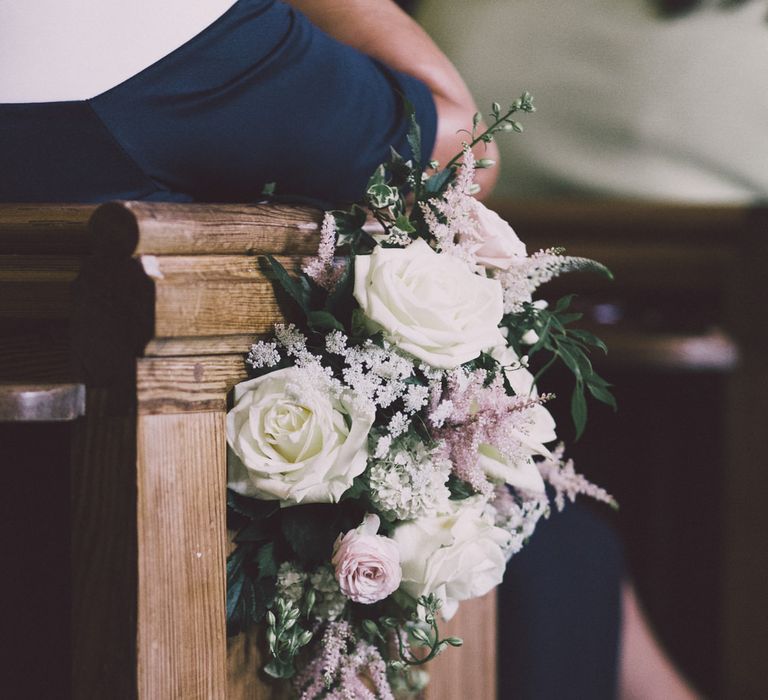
left=0, top=0, right=436, bottom=204
left=498, top=502, right=624, bottom=699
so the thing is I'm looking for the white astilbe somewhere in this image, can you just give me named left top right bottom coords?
left=537, top=444, right=617, bottom=511
left=368, top=438, right=451, bottom=521
left=419, top=147, right=481, bottom=265
left=303, top=212, right=345, bottom=290
left=309, top=565, right=347, bottom=622
left=490, top=485, right=549, bottom=559
left=496, top=250, right=611, bottom=314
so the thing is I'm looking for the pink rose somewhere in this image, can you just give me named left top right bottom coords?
left=470, top=200, right=527, bottom=271
left=332, top=514, right=402, bottom=604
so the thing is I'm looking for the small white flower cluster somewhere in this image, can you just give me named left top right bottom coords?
left=490, top=487, right=549, bottom=559
left=274, top=562, right=347, bottom=622
left=246, top=340, right=281, bottom=369
left=367, top=438, right=451, bottom=521
left=324, top=330, right=436, bottom=436
left=276, top=562, right=307, bottom=606
left=308, top=564, right=346, bottom=622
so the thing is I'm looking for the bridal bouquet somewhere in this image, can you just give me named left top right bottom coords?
left=226, top=94, right=616, bottom=698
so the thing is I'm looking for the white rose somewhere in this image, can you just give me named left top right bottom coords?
left=469, top=200, right=527, bottom=271
left=332, top=514, right=402, bottom=604
left=392, top=498, right=511, bottom=620
left=475, top=345, right=558, bottom=494
left=226, top=367, right=373, bottom=505
left=353, top=239, right=505, bottom=369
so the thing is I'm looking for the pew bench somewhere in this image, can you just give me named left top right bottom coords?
left=0, top=201, right=495, bottom=699
left=1, top=200, right=766, bottom=698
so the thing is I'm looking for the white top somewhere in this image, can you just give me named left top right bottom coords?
left=418, top=0, right=768, bottom=203
left=0, top=0, right=237, bottom=102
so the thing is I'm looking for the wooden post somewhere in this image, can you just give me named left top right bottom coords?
left=67, top=201, right=498, bottom=698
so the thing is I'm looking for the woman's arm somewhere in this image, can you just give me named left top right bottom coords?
left=283, top=0, right=500, bottom=196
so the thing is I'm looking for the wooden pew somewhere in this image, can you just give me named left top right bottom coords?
left=0, top=202, right=496, bottom=699
left=2, top=200, right=765, bottom=698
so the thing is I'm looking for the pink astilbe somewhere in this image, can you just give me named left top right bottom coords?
left=429, top=369, right=548, bottom=497
left=419, top=148, right=481, bottom=265
left=296, top=623, right=394, bottom=700
left=537, top=443, right=617, bottom=511
left=303, top=212, right=345, bottom=290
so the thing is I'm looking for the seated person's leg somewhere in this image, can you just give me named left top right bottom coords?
left=498, top=503, right=623, bottom=700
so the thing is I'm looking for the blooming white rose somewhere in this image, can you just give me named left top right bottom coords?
left=332, top=514, right=402, bottom=604
left=469, top=200, right=527, bottom=271
left=353, top=239, right=505, bottom=369
left=475, top=345, right=558, bottom=494
left=226, top=367, right=373, bottom=505
left=391, top=498, right=511, bottom=619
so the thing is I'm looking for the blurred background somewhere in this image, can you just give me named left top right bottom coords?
left=408, top=0, right=767, bottom=697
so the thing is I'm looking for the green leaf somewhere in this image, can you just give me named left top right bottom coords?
left=324, top=258, right=353, bottom=315
left=407, top=112, right=422, bottom=169
left=255, top=541, right=278, bottom=580
left=587, top=379, right=617, bottom=410
left=448, top=474, right=475, bottom=500
left=234, top=519, right=272, bottom=543
left=394, top=214, right=416, bottom=234
left=571, top=381, right=588, bottom=440
left=264, top=659, right=296, bottom=680
left=307, top=310, right=344, bottom=333
left=265, top=255, right=309, bottom=315
left=424, top=168, right=454, bottom=196
left=568, top=329, right=608, bottom=354
left=281, top=504, right=346, bottom=566
left=249, top=577, right=276, bottom=623
left=554, top=294, right=576, bottom=313
left=227, top=490, right=280, bottom=520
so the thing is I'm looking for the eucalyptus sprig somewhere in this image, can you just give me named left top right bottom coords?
left=263, top=597, right=314, bottom=679
left=445, top=92, right=535, bottom=173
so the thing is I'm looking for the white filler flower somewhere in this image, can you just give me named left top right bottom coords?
left=353, top=238, right=505, bottom=369
left=227, top=367, right=373, bottom=505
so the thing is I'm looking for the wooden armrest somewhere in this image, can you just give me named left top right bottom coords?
left=0, top=382, right=85, bottom=421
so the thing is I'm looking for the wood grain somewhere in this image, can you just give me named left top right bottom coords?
left=424, top=592, right=497, bottom=700
left=137, top=411, right=228, bottom=699
left=136, top=355, right=247, bottom=414
left=0, top=254, right=83, bottom=318
left=90, top=201, right=324, bottom=257
left=144, top=334, right=265, bottom=358
left=139, top=255, right=304, bottom=339
left=0, top=203, right=93, bottom=253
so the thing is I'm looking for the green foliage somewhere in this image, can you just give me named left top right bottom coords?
left=505, top=295, right=616, bottom=439
left=390, top=594, right=463, bottom=669
left=226, top=542, right=278, bottom=636
left=264, top=597, right=314, bottom=679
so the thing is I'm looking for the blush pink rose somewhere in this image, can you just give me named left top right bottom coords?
left=332, top=514, right=401, bottom=604
left=470, top=200, right=527, bottom=271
